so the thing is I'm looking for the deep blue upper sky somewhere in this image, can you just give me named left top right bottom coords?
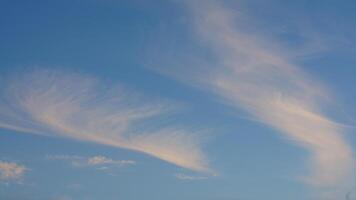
left=1, top=1, right=356, bottom=200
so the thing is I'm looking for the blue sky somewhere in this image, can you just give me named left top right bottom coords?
left=0, top=0, right=356, bottom=200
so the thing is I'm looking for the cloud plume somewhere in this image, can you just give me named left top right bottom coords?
left=157, top=0, right=353, bottom=188
left=0, top=69, right=209, bottom=173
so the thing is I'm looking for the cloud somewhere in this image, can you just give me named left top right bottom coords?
left=87, top=155, right=135, bottom=166
left=155, top=0, right=353, bottom=189
left=0, top=160, right=27, bottom=183
left=174, top=173, right=207, bottom=181
left=0, top=69, right=210, bottom=173
left=47, top=154, right=135, bottom=168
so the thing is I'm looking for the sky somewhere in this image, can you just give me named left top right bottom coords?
left=0, top=0, right=356, bottom=200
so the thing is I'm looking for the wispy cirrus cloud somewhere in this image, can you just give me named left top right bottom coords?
left=174, top=173, right=208, bottom=181
left=0, top=160, right=27, bottom=183
left=87, top=155, right=135, bottom=166
left=47, top=154, right=135, bottom=168
left=154, top=0, right=353, bottom=192
left=189, top=0, right=353, bottom=189
left=0, top=69, right=210, bottom=173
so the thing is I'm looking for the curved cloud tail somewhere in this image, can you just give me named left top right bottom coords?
left=0, top=69, right=210, bottom=173
left=182, top=0, right=353, bottom=187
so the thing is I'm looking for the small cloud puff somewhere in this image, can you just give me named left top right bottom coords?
left=0, top=160, right=27, bottom=183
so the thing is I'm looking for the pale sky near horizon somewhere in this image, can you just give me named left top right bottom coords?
left=1, top=0, right=356, bottom=200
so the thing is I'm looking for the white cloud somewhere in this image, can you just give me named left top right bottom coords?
left=87, top=156, right=135, bottom=166
left=0, top=160, right=27, bottom=182
left=174, top=173, right=207, bottom=181
left=47, top=154, right=135, bottom=168
left=157, top=0, right=353, bottom=189
left=0, top=69, right=210, bottom=173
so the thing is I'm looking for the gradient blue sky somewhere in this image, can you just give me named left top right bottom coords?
left=1, top=0, right=356, bottom=200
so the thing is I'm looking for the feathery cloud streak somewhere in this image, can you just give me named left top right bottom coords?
left=177, top=0, right=353, bottom=187
left=0, top=69, right=209, bottom=173
left=174, top=173, right=208, bottom=181
left=47, top=154, right=135, bottom=168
